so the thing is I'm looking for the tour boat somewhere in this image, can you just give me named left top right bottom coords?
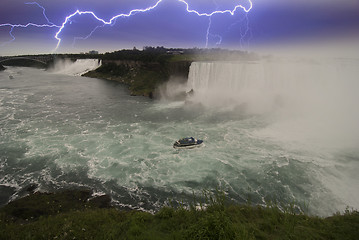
left=173, top=137, right=203, bottom=149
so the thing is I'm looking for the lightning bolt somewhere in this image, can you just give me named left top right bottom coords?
left=0, top=23, right=60, bottom=47
left=25, top=2, right=56, bottom=25
left=240, top=12, right=252, bottom=49
left=0, top=2, right=60, bottom=46
left=206, top=17, right=223, bottom=47
left=222, top=11, right=252, bottom=49
left=178, top=0, right=252, bottom=16
left=0, top=0, right=253, bottom=51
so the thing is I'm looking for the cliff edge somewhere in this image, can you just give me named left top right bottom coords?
left=83, top=59, right=191, bottom=98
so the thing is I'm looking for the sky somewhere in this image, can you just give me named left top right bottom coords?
left=0, top=0, right=358, bottom=56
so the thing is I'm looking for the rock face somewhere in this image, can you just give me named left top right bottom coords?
left=0, top=189, right=112, bottom=222
left=0, top=64, right=5, bottom=71
left=84, top=60, right=192, bottom=98
left=167, top=61, right=192, bottom=79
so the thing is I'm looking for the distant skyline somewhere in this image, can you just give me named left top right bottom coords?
left=0, top=0, right=358, bottom=56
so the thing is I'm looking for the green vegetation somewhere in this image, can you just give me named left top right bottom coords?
left=1, top=189, right=358, bottom=240
left=101, top=46, right=171, bottom=63
left=83, top=47, right=178, bottom=97
left=99, top=46, right=258, bottom=63
left=84, top=47, right=259, bottom=97
left=83, top=60, right=170, bottom=98
left=1, top=47, right=258, bottom=97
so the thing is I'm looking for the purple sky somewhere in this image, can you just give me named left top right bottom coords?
left=0, top=0, right=358, bottom=55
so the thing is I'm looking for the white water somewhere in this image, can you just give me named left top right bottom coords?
left=188, top=59, right=358, bottom=113
left=1, top=58, right=359, bottom=216
left=51, top=59, right=101, bottom=76
left=186, top=59, right=359, bottom=212
left=187, top=59, right=359, bottom=146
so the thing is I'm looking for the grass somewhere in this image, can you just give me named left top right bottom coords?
left=1, top=189, right=358, bottom=240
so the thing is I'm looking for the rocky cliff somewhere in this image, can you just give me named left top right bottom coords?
left=83, top=59, right=192, bottom=98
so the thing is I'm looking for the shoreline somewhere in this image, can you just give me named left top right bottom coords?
left=1, top=188, right=358, bottom=239
left=83, top=59, right=191, bottom=98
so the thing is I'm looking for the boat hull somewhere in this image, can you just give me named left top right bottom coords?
left=173, top=138, right=203, bottom=149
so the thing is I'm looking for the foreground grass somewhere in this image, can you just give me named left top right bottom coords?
left=0, top=190, right=358, bottom=240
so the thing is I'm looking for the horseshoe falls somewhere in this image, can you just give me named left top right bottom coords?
left=0, top=57, right=358, bottom=216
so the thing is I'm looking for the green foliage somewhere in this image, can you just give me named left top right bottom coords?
left=1, top=190, right=359, bottom=240
left=102, top=47, right=171, bottom=63
left=185, top=210, right=236, bottom=240
left=129, top=66, right=169, bottom=97
left=85, top=53, right=171, bottom=97
left=95, top=62, right=130, bottom=77
left=156, top=207, right=175, bottom=220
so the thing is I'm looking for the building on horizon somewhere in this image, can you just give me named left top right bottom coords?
left=88, top=50, right=99, bottom=55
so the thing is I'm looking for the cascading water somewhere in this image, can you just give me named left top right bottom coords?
left=187, top=59, right=358, bottom=115
left=50, top=58, right=101, bottom=76
left=187, top=59, right=359, bottom=145
left=0, top=57, right=358, bottom=216
left=185, top=59, right=359, bottom=213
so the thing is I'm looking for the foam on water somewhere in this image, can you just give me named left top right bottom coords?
left=0, top=62, right=358, bottom=216
left=185, top=58, right=359, bottom=214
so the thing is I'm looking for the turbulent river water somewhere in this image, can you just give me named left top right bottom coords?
left=1, top=58, right=359, bottom=216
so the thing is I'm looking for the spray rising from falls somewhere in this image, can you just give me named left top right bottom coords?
left=1, top=60, right=359, bottom=215
left=183, top=59, right=359, bottom=212
left=186, top=59, right=359, bottom=149
left=50, top=59, right=101, bottom=76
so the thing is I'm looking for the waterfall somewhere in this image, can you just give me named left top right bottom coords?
left=186, top=58, right=359, bottom=149
left=187, top=59, right=359, bottom=114
left=50, top=58, right=102, bottom=76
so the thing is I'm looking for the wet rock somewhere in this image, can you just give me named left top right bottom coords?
left=0, top=185, right=16, bottom=206
left=24, top=184, right=38, bottom=193
left=0, top=189, right=107, bottom=222
left=88, top=195, right=112, bottom=208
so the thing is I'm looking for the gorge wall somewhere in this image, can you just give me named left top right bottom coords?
left=84, top=59, right=192, bottom=98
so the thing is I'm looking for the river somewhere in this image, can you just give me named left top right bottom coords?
left=1, top=58, right=358, bottom=216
